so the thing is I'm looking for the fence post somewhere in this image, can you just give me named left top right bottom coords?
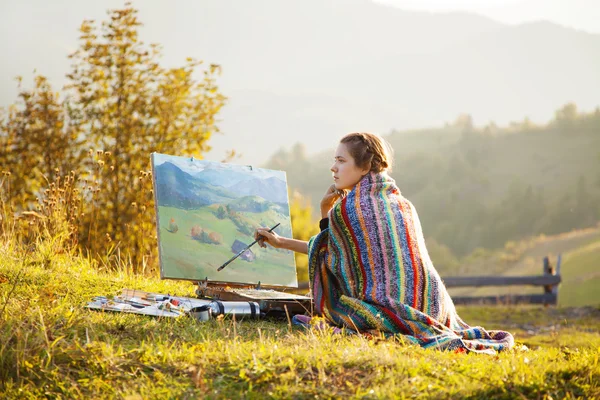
left=543, top=255, right=561, bottom=306
left=553, top=254, right=562, bottom=301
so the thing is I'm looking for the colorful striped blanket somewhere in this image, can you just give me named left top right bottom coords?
left=305, top=172, right=514, bottom=354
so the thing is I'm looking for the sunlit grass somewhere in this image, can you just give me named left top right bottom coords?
left=1, top=243, right=599, bottom=399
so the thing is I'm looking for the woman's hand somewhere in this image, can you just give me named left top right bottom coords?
left=253, top=228, right=309, bottom=254
left=320, top=184, right=344, bottom=218
left=254, top=228, right=284, bottom=249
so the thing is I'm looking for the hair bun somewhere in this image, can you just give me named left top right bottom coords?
left=340, top=132, right=393, bottom=173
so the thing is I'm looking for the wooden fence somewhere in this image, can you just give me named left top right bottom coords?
left=446, top=255, right=562, bottom=305
left=294, top=255, right=562, bottom=305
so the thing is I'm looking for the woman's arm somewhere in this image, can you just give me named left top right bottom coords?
left=279, top=237, right=308, bottom=254
left=254, top=228, right=308, bottom=254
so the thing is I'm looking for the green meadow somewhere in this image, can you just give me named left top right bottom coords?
left=1, top=245, right=599, bottom=399
left=157, top=205, right=297, bottom=286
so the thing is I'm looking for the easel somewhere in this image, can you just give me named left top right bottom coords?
left=151, top=153, right=312, bottom=319
left=194, top=278, right=311, bottom=318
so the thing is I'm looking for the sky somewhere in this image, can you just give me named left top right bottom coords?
left=375, top=0, right=600, bottom=34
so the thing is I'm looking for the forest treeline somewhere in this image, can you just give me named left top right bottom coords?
left=265, top=106, right=600, bottom=271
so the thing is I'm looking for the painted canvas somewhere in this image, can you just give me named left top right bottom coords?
left=150, top=153, right=297, bottom=287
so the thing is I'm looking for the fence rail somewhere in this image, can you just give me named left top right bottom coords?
left=294, top=255, right=562, bottom=305
left=448, top=255, right=562, bottom=305
left=442, top=274, right=560, bottom=288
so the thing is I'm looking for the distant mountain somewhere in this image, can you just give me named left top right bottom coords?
left=227, top=195, right=283, bottom=214
left=154, top=162, right=239, bottom=208
left=1, top=0, right=598, bottom=165
left=154, top=162, right=203, bottom=208
left=265, top=109, right=600, bottom=257
left=193, top=168, right=251, bottom=188
left=188, top=0, right=600, bottom=164
left=232, top=176, right=288, bottom=204
left=154, top=161, right=289, bottom=208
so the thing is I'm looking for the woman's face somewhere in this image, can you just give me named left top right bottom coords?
left=330, top=143, right=370, bottom=190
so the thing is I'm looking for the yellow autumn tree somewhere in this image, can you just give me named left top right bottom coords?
left=289, top=190, right=319, bottom=283
left=61, top=3, right=226, bottom=268
left=0, top=76, right=81, bottom=208
left=0, top=3, right=227, bottom=270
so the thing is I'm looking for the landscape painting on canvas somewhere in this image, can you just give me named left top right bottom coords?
left=150, top=153, right=297, bottom=287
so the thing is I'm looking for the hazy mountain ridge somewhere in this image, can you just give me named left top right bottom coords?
left=265, top=109, right=600, bottom=257
left=233, top=177, right=288, bottom=204
left=1, top=1, right=599, bottom=165
left=193, top=168, right=252, bottom=188
left=155, top=162, right=239, bottom=208
left=155, top=161, right=288, bottom=209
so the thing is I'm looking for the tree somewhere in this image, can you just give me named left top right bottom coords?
left=554, top=103, right=578, bottom=133
left=289, top=190, right=319, bottom=283
left=555, top=103, right=578, bottom=122
left=216, top=205, right=226, bottom=219
left=574, top=176, right=596, bottom=228
left=454, top=113, right=473, bottom=132
left=265, top=147, right=290, bottom=170
left=208, top=231, right=223, bottom=245
left=0, top=76, right=81, bottom=207
left=190, top=225, right=203, bottom=241
left=63, top=3, right=226, bottom=265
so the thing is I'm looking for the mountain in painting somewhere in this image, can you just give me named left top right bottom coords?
left=154, top=162, right=239, bottom=208
left=232, top=176, right=288, bottom=204
left=193, top=167, right=252, bottom=188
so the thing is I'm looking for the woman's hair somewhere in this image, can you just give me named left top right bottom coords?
left=340, top=132, right=394, bottom=173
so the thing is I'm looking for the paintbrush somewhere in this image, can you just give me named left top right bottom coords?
left=217, top=222, right=281, bottom=271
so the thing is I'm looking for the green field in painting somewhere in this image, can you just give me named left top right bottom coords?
left=156, top=205, right=297, bottom=286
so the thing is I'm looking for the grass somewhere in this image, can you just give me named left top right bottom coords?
left=558, top=238, right=600, bottom=307
left=1, top=242, right=600, bottom=399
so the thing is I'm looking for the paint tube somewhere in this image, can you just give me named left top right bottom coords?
left=189, top=300, right=261, bottom=321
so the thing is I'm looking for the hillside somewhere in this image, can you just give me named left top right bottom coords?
left=266, top=107, right=600, bottom=258
left=448, top=226, right=600, bottom=307
left=155, top=162, right=240, bottom=208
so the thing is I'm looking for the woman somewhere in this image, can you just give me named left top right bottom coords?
left=255, top=132, right=514, bottom=354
